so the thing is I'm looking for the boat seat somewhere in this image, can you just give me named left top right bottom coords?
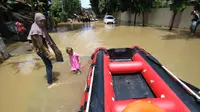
left=108, top=61, right=144, bottom=74
left=107, top=48, right=134, bottom=61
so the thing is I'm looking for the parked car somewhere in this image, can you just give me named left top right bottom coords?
left=104, top=15, right=115, bottom=24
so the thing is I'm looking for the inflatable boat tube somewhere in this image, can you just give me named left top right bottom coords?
left=79, top=46, right=200, bottom=112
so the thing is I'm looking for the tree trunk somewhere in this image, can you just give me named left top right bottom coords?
left=50, top=43, right=63, bottom=62
left=169, top=11, right=177, bottom=31
left=134, top=13, right=137, bottom=26
left=128, top=11, right=131, bottom=23
left=142, top=12, right=145, bottom=26
left=47, top=33, right=64, bottom=62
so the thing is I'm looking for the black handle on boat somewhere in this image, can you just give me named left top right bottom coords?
left=132, top=96, right=147, bottom=99
left=146, top=55, right=200, bottom=102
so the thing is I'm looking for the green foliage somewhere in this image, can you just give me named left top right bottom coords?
left=60, top=11, right=68, bottom=21
left=170, top=0, right=188, bottom=12
left=90, top=0, right=99, bottom=14
left=119, top=0, right=130, bottom=12
left=141, top=0, right=154, bottom=12
left=51, top=0, right=62, bottom=15
left=90, top=0, right=188, bottom=18
left=129, top=0, right=140, bottom=13
left=51, top=0, right=81, bottom=21
left=128, top=0, right=153, bottom=14
left=92, top=0, right=154, bottom=14
left=90, top=0, right=120, bottom=14
left=194, top=0, right=200, bottom=11
left=53, top=17, right=61, bottom=23
left=106, top=0, right=120, bottom=13
left=169, top=0, right=188, bottom=30
left=153, top=0, right=169, bottom=8
left=98, top=0, right=106, bottom=13
left=25, top=0, right=51, bottom=14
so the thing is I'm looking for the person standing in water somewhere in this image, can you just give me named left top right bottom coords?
left=66, top=47, right=81, bottom=74
left=190, top=10, right=200, bottom=35
left=28, top=13, right=56, bottom=87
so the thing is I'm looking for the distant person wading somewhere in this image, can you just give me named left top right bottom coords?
left=28, top=13, right=63, bottom=88
left=190, top=10, right=200, bottom=35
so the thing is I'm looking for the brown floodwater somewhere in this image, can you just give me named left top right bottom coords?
left=1, top=22, right=200, bottom=112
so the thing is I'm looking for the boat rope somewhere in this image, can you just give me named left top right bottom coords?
left=162, top=66, right=200, bottom=102
left=145, top=53, right=200, bottom=102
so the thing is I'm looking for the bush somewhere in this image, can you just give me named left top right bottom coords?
left=53, top=17, right=61, bottom=23
left=59, top=12, right=68, bottom=22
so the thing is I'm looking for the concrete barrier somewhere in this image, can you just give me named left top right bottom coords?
left=148, top=8, right=172, bottom=27
left=179, top=6, right=194, bottom=29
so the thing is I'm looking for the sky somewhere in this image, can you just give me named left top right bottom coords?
left=81, top=0, right=91, bottom=8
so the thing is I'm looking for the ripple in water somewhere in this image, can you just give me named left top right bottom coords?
left=18, top=56, right=36, bottom=74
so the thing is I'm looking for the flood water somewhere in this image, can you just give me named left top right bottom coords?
left=1, top=22, right=200, bottom=112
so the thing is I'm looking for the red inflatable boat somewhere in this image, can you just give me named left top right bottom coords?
left=79, top=46, right=200, bottom=112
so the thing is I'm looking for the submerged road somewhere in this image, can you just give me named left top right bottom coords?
left=0, top=22, right=200, bottom=112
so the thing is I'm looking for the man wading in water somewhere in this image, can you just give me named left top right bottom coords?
left=190, top=10, right=200, bottom=35
left=28, top=13, right=63, bottom=88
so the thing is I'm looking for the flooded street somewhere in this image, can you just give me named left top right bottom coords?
left=1, top=22, right=200, bottom=112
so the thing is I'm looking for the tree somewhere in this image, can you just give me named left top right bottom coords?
left=51, top=0, right=62, bottom=17
left=153, top=0, right=169, bottom=8
left=89, top=0, right=157, bottom=27
left=129, top=0, right=141, bottom=26
left=90, top=0, right=120, bottom=15
left=126, top=0, right=153, bottom=26
left=90, top=0, right=99, bottom=15
left=106, top=0, right=120, bottom=13
left=169, top=0, right=188, bottom=30
left=118, top=0, right=153, bottom=26
left=26, top=0, right=49, bottom=12
left=69, top=0, right=81, bottom=16
left=98, top=0, right=106, bottom=13
left=118, top=0, right=129, bottom=12
left=139, top=0, right=154, bottom=26
left=194, top=0, right=200, bottom=11
left=51, top=0, right=81, bottom=21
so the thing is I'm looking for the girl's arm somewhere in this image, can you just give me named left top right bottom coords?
left=77, top=55, right=81, bottom=64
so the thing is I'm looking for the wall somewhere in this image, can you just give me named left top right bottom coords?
left=130, top=13, right=143, bottom=24
left=120, top=11, right=129, bottom=22
left=115, top=6, right=195, bottom=29
left=148, top=8, right=172, bottom=26
left=179, top=6, right=194, bottom=28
